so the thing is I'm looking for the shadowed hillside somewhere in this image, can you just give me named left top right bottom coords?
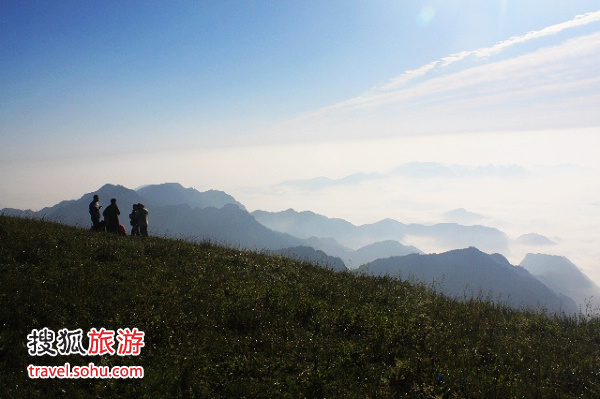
left=358, top=247, right=578, bottom=315
left=1, top=216, right=600, bottom=398
left=521, top=253, right=600, bottom=309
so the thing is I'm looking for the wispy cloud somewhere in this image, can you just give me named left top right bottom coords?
left=382, top=10, right=600, bottom=90
left=377, top=61, right=439, bottom=92
left=280, top=28, right=600, bottom=141
left=473, top=11, right=600, bottom=58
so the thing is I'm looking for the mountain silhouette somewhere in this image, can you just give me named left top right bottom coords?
left=4, top=183, right=304, bottom=253
left=149, top=203, right=303, bottom=250
left=252, top=209, right=509, bottom=253
left=515, top=234, right=556, bottom=246
left=358, top=247, right=577, bottom=314
left=252, top=209, right=357, bottom=243
left=520, top=253, right=600, bottom=310
left=2, top=182, right=595, bottom=313
left=297, top=237, right=421, bottom=269
left=352, top=240, right=422, bottom=266
left=36, top=184, right=145, bottom=227
left=137, top=183, right=246, bottom=210
left=26, top=183, right=245, bottom=227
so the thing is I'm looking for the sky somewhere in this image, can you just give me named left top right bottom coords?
left=2, top=1, right=600, bottom=281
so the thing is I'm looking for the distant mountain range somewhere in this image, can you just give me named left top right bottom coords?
left=520, top=254, right=600, bottom=311
left=358, top=247, right=577, bottom=315
left=251, top=209, right=510, bottom=254
left=137, top=183, right=247, bottom=211
left=3, top=182, right=595, bottom=314
left=3, top=183, right=304, bottom=251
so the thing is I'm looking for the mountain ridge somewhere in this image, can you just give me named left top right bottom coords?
left=252, top=208, right=510, bottom=253
left=520, top=253, right=600, bottom=310
left=2, top=182, right=594, bottom=313
left=358, top=247, right=578, bottom=315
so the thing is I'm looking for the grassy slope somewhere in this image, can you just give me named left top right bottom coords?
left=1, top=215, right=600, bottom=398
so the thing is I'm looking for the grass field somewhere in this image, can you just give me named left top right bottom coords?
left=1, top=215, right=599, bottom=398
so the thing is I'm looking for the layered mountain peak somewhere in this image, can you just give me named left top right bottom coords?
left=520, top=253, right=600, bottom=309
left=137, top=183, right=245, bottom=210
left=359, top=247, right=578, bottom=315
left=2, top=182, right=597, bottom=315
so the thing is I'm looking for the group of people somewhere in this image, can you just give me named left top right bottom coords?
left=89, top=195, right=149, bottom=237
left=129, top=203, right=149, bottom=237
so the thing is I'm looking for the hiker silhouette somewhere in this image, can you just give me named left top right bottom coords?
left=102, top=198, right=121, bottom=234
left=137, top=204, right=149, bottom=238
left=89, top=194, right=103, bottom=231
left=129, top=204, right=140, bottom=236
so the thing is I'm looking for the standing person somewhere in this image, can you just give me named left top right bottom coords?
left=129, top=204, right=140, bottom=236
left=136, top=204, right=149, bottom=238
left=103, top=198, right=121, bottom=234
left=89, top=195, right=103, bottom=230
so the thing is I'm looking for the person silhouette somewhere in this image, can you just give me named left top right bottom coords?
left=102, top=198, right=121, bottom=234
left=89, top=194, right=102, bottom=230
left=136, top=204, right=149, bottom=238
left=129, top=204, right=140, bottom=236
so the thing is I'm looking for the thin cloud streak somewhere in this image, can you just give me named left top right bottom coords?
left=473, top=10, right=600, bottom=59
left=377, top=61, right=439, bottom=92
left=383, top=10, right=600, bottom=90
left=279, top=30, right=600, bottom=141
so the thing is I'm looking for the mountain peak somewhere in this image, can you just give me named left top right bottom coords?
left=521, top=253, right=578, bottom=274
left=516, top=234, right=557, bottom=246
left=359, top=247, right=577, bottom=314
left=520, top=253, right=600, bottom=308
left=96, top=183, right=131, bottom=193
left=156, top=182, right=184, bottom=189
left=137, top=183, right=245, bottom=210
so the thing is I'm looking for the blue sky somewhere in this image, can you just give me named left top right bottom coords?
left=2, top=1, right=600, bottom=279
left=3, top=1, right=599, bottom=152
